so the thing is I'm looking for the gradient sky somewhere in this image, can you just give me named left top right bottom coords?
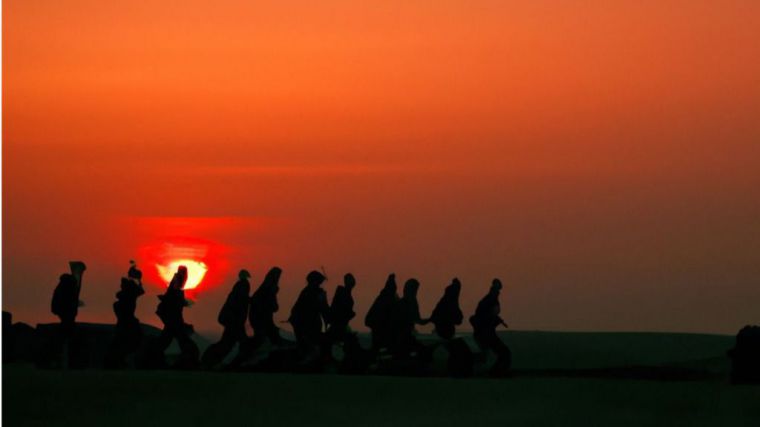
left=3, top=0, right=760, bottom=335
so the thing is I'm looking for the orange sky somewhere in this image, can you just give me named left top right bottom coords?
left=3, top=0, right=760, bottom=335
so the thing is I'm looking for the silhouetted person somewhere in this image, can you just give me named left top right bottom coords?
left=390, top=278, right=429, bottom=358
left=470, top=279, right=511, bottom=375
left=728, top=325, right=760, bottom=384
left=201, top=270, right=251, bottom=368
left=117, top=261, right=145, bottom=320
left=231, top=267, right=283, bottom=366
left=327, top=273, right=357, bottom=344
left=430, top=278, right=473, bottom=376
left=430, top=278, right=463, bottom=340
left=365, top=273, right=399, bottom=351
left=51, top=261, right=87, bottom=332
left=155, top=266, right=199, bottom=368
left=48, top=261, right=86, bottom=367
left=289, top=270, right=330, bottom=360
left=105, top=261, right=146, bottom=368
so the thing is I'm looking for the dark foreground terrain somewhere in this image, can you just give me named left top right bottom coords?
left=4, top=330, right=760, bottom=426
left=4, top=364, right=760, bottom=427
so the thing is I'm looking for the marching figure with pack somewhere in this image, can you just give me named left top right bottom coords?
left=430, top=278, right=464, bottom=340
left=155, top=265, right=200, bottom=368
left=389, top=278, right=430, bottom=359
left=728, top=325, right=760, bottom=384
left=326, top=273, right=357, bottom=344
left=105, top=261, right=146, bottom=368
left=201, top=270, right=252, bottom=368
left=288, top=270, right=331, bottom=364
left=470, top=278, right=511, bottom=376
left=365, top=273, right=399, bottom=352
left=47, top=261, right=87, bottom=368
left=430, top=277, right=474, bottom=377
left=51, top=261, right=87, bottom=334
left=230, top=267, right=284, bottom=367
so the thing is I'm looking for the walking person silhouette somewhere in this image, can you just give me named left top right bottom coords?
left=289, top=270, right=330, bottom=364
left=201, top=270, right=252, bottom=368
left=155, top=265, right=200, bottom=368
left=365, top=273, right=399, bottom=352
left=431, top=278, right=475, bottom=376
left=105, top=261, right=145, bottom=368
left=48, top=261, right=86, bottom=368
left=230, top=267, right=283, bottom=367
left=470, top=279, right=511, bottom=375
left=389, top=278, right=430, bottom=359
left=326, top=273, right=357, bottom=344
left=430, top=278, right=464, bottom=340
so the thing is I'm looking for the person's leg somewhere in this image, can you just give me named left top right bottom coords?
left=60, top=316, right=76, bottom=368
left=370, top=329, right=381, bottom=352
left=105, top=322, right=127, bottom=368
left=177, top=330, right=200, bottom=365
left=492, top=337, right=512, bottom=371
left=157, top=326, right=174, bottom=352
left=216, top=327, right=243, bottom=361
left=126, top=320, right=143, bottom=356
left=293, top=326, right=306, bottom=352
left=327, top=321, right=346, bottom=344
left=318, top=330, right=334, bottom=362
left=203, top=326, right=241, bottom=367
left=374, top=327, right=392, bottom=352
left=234, top=326, right=249, bottom=358
left=266, top=326, right=282, bottom=346
left=229, top=327, right=268, bottom=367
left=472, top=329, right=492, bottom=364
left=300, top=330, right=322, bottom=364
left=201, top=340, right=223, bottom=367
left=483, top=331, right=511, bottom=374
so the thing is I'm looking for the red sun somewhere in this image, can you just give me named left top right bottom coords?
left=156, top=259, right=208, bottom=290
left=138, top=232, right=230, bottom=293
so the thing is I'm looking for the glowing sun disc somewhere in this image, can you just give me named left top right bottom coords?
left=157, top=259, right=208, bottom=290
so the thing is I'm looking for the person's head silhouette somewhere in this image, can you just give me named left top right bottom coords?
left=444, top=278, right=461, bottom=299
left=383, top=273, right=397, bottom=294
left=306, top=270, right=327, bottom=287
left=344, top=273, right=356, bottom=290
left=403, top=279, right=420, bottom=298
left=263, top=267, right=282, bottom=287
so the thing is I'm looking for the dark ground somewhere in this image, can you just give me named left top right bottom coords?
left=4, top=330, right=759, bottom=426
left=4, top=364, right=760, bottom=427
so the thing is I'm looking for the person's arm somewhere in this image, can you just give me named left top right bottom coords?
left=496, top=316, right=507, bottom=328
left=330, top=288, right=342, bottom=308
left=320, top=292, right=331, bottom=324
left=327, top=293, right=339, bottom=325
left=415, top=304, right=430, bottom=325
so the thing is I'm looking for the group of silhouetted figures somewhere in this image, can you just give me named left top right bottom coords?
left=44, top=260, right=760, bottom=381
left=46, top=261, right=513, bottom=376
